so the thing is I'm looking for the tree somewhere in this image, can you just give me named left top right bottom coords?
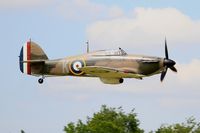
left=21, top=130, right=25, bottom=133
left=64, top=105, right=144, bottom=133
left=154, top=117, right=200, bottom=133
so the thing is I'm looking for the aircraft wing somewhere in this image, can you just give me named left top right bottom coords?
left=80, top=66, right=143, bottom=79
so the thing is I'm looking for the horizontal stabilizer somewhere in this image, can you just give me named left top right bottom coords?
left=21, top=60, right=45, bottom=63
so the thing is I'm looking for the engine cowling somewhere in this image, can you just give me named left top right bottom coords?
left=100, top=78, right=124, bottom=84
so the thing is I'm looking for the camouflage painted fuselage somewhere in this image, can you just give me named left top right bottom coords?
left=35, top=51, right=164, bottom=79
left=20, top=41, right=171, bottom=84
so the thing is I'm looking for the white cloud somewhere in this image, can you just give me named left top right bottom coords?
left=177, top=59, right=200, bottom=84
left=108, top=6, right=124, bottom=18
left=86, top=8, right=200, bottom=50
left=56, top=1, right=127, bottom=21
left=57, top=0, right=105, bottom=20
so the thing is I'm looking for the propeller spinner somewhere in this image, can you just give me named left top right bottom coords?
left=160, top=39, right=177, bottom=82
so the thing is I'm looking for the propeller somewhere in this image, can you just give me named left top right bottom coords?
left=160, top=39, right=177, bottom=82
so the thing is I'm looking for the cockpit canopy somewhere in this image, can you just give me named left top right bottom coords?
left=92, top=48, right=127, bottom=56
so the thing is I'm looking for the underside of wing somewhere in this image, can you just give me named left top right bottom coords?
left=80, top=66, right=144, bottom=79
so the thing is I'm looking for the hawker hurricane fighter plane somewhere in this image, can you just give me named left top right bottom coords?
left=19, top=39, right=177, bottom=84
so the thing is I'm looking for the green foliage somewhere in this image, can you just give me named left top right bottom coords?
left=64, top=105, right=200, bottom=133
left=21, top=130, right=25, bottom=133
left=154, top=117, right=200, bottom=133
left=64, top=105, right=144, bottom=133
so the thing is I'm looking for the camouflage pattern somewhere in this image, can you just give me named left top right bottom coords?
left=40, top=53, right=164, bottom=77
left=19, top=41, right=175, bottom=84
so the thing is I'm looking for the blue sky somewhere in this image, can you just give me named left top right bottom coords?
left=0, top=0, right=200, bottom=133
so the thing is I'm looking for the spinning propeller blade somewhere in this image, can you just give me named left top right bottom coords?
left=160, top=39, right=177, bottom=82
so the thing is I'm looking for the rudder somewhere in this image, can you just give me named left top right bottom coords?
left=19, top=41, right=48, bottom=75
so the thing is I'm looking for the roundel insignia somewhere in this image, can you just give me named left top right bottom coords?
left=69, top=59, right=86, bottom=76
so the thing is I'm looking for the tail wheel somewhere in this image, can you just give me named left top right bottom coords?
left=38, top=78, right=44, bottom=84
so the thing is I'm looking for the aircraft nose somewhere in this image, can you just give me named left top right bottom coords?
left=164, top=59, right=176, bottom=67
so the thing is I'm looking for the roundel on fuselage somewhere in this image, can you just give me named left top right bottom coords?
left=69, top=59, right=86, bottom=75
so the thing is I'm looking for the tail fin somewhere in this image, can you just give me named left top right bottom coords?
left=19, top=41, right=48, bottom=75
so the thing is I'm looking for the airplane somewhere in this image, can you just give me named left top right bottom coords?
left=19, top=39, right=177, bottom=84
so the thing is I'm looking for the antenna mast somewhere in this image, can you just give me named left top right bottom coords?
left=86, top=40, right=89, bottom=53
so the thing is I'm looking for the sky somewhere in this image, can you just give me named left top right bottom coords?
left=0, top=0, right=200, bottom=132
